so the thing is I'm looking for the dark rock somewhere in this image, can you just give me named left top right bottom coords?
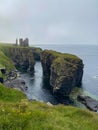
left=0, top=77, right=4, bottom=83
left=1, top=69, right=6, bottom=74
left=7, top=71, right=17, bottom=79
left=4, top=79, right=27, bottom=92
left=30, top=47, right=42, bottom=61
left=77, top=95, right=98, bottom=112
left=8, top=47, right=35, bottom=73
left=33, top=52, right=41, bottom=61
left=5, top=70, right=21, bottom=81
left=41, top=50, right=84, bottom=98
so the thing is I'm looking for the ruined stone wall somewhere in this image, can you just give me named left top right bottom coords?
left=16, top=38, right=29, bottom=47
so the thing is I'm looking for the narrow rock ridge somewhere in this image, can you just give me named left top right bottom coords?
left=41, top=50, right=84, bottom=98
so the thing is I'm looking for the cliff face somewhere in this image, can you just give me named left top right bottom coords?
left=41, top=50, right=83, bottom=97
left=7, top=47, right=35, bottom=73
left=0, top=44, right=42, bottom=83
left=29, top=47, right=42, bottom=61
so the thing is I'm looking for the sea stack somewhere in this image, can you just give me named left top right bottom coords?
left=41, top=50, right=84, bottom=97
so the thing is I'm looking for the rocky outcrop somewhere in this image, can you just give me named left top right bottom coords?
left=7, top=47, right=35, bottom=73
left=30, top=47, right=42, bottom=61
left=2, top=46, right=42, bottom=72
left=4, top=79, right=27, bottom=92
left=0, top=68, right=6, bottom=83
left=0, top=68, right=6, bottom=74
left=6, top=70, right=20, bottom=80
left=3, top=69, right=27, bottom=92
left=0, top=77, right=3, bottom=83
left=41, top=50, right=83, bottom=98
left=77, top=95, right=98, bottom=112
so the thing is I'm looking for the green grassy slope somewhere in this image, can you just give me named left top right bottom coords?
left=0, top=83, right=97, bottom=130
left=0, top=83, right=26, bottom=102
left=0, top=95, right=98, bottom=130
left=0, top=49, right=15, bottom=71
left=0, top=44, right=15, bottom=80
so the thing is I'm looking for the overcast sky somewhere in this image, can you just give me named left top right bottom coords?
left=0, top=0, right=97, bottom=45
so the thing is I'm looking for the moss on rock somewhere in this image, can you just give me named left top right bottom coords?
left=0, top=44, right=42, bottom=73
left=41, top=50, right=84, bottom=97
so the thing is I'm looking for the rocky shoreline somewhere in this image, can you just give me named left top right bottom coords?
left=77, top=95, right=98, bottom=112
left=4, top=70, right=28, bottom=92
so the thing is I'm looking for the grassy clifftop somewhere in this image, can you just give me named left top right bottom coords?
left=0, top=43, right=42, bottom=60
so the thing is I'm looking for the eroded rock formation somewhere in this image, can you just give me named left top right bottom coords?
left=4, top=79, right=27, bottom=92
left=4, top=46, right=42, bottom=72
left=77, top=95, right=98, bottom=112
left=7, top=47, right=35, bottom=73
left=41, top=50, right=84, bottom=97
left=30, top=47, right=42, bottom=61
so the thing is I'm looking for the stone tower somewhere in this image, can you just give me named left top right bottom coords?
left=16, top=38, right=18, bottom=46
left=24, top=38, right=29, bottom=47
left=19, top=38, right=24, bottom=46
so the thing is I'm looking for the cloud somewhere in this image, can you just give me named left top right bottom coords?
left=0, top=0, right=97, bottom=44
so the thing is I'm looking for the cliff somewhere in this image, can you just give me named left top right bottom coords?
left=41, top=50, right=83, bottom=97
left=30, top=47, right=42, bottom=61
left=7, top=47, right=35, bottom=72
left=0, top=45, right=42, bottom=73
left=0, top=44, right=42, bottom=85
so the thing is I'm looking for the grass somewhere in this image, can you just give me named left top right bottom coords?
left=0, top=83, right=26, bottom=102
left=0, top=96, right=98, bottom=130
left=0, top=82, right=98, bottom=130
left=42, top=49, right=80, bottom=59
left=41, top=49, right=83, bottom=70
left=0, top=43, right=42, bottom=56
left=0, top=48, right=15, bottom=79
left=0, top=50, right=15, bottom=71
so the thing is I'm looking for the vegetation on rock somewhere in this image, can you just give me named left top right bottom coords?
left=0, top=49, right=15, bottom=71
left=0, top=43, right=42, bottom=73
left=41, top=50, right=84, bottom=97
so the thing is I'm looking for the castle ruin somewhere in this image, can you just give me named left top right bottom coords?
left=15, top=38, right=29, bottom=47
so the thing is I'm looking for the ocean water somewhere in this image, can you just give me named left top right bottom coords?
left=20, top=44, right=98, bottom=106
